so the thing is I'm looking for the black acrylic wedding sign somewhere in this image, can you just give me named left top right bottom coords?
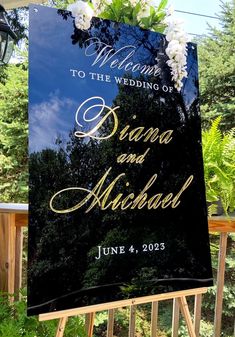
left=28, top=5, right=213, bottom=316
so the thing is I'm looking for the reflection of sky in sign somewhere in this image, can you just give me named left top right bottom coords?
left=29, top=5, right=198, bottom=153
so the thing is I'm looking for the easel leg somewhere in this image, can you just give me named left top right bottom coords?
left=172, top=298, right=180, bottom=337
left=214, top=232, right=228, bottom=337
left=85, top=312, right=95, bottom=337
left=56, top=317, right=67, bottom=337
left=107, top=309, right=115, bottom=337
left=129, top=305, right=136, bottom=337
left=194, top=294, right=202, bottom=337
left=151, top=301, right=158, bottom=337
left=178, top=297, right=196, bottom=337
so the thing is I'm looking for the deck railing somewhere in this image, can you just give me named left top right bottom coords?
left=0, top=203, right=234, bottom=337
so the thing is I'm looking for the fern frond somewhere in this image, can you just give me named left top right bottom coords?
left=208, top=203, right=218, bottom=217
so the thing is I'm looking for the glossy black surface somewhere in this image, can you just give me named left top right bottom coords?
left=28, top=5, right=213, bottom=316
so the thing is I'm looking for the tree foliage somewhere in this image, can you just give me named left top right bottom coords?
left=0, top=63, right=28, bottom=202
left=6, top=8, right=29, bottom=44
left=202, top=116, right=235, bottom=215
left=0, top=292, right=86, bottom=337
left=198, top=0, right=235, bottom=130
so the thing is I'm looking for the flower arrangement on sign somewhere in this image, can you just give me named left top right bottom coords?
left=66, top=0, right=189, bottom=91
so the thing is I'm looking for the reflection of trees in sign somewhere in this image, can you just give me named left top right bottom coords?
left=58, top=11, right=172, bottom=83
left=28, top=74, right=208, bottom=314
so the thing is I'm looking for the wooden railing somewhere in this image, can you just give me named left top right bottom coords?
left=0, top=203, right=28, bottom=298
left=0, top=203, right=234, bottom=337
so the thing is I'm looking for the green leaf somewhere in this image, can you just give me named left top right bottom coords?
left=157, top=0, right=168, bottom=12
left=140, top=17, right=150, bottom=27
left=150, top=5, right=155, bottom=17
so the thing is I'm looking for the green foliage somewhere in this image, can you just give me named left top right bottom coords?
left=0, top=63, right=28, bottom=203
left=98, top=0, right=168, bottom=33
left=178, top=320, right=214, bottom=337
left=93, top=307, right=169, bottom=337
left=51, top=0, right=168, bottom=33
left=0, top=293, right=86, bottom=337
left=198, top=0, right=235, bottom=131
left=202, top=116, right=235, bottom=215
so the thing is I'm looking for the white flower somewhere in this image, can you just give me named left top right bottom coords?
left=166, top=4, right=174, bottom=16
left=67, top=1, right=94, bottom=30
left=129, top=0, right=149, bottom=6
left=74, top=14, right=91, bottom=30
left=166, top=31, right=187, bottom=44
left=164, top=14, right=189, bottom=91
left=92, top=0, right=101, bottom=14
left=92, top=0, right=110, bottom=15
left=129, top=0, right=140, bottom=6
left=137, top=5, right=151, bottom=20
left=141, top=0, right=150, bottom=5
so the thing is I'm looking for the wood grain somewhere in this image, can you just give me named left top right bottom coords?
left=15, top=214, right=28, bottom=227
left=208, top=218, right=235, bottom=233
left=214, top=233, right=228, bottom=337
left=194, top=293, right=202, bottom=337
left=0, top=213, right=16, bottom=297
left=151, top=301, right=159, bottom=337
left=178, top=296, right=196, bottom=337
left=14, top=226, right=23, bottom=299
left=39, top=288, right=207, bottom=322
left=172, top=298, right=180, bottom=337
left=129, top=305, right=136, bottom=337
left=85, top=312, right=95, bottom=337
left=56, top=317, right=67, bottom=337
left=107, top=309, right=115, bottom=337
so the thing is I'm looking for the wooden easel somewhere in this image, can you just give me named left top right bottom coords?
left=39, top=287, right=207, bottom=337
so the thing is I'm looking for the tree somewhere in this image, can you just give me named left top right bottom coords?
left=6, top=8, right=29, bottom=43
left=0, top=63, right=28, bottom=202
left=0, top=7, right=29, bottom=85
left=198, top=0, right=235, bottom=131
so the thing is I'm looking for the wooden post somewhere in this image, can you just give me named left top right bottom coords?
left=172, top=298, right=180, bottom=337
left=85, top=312, right=95, bottom=337
left=107, top=309, right=115, bottom=337
left=214, top=232, right=228, bottom=337
left=194, top=294, right=202, bottom=337
left=14, top=226, right=23, bottom=300
left=56, top=317, right=68, bottom=337
left=0, top=213, right=16, bottom=299
left=129, top=305, right=136, bottom=337
left=178, top=297, right=196, bottom=337
left=151, top=301, right=158, bottom=337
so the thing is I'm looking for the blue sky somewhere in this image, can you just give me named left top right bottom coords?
left=28, top=5, right=199, bottom=153
left=28, top=6, right=162, bottom=152
left=170, top=0, right=222, bottom=36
